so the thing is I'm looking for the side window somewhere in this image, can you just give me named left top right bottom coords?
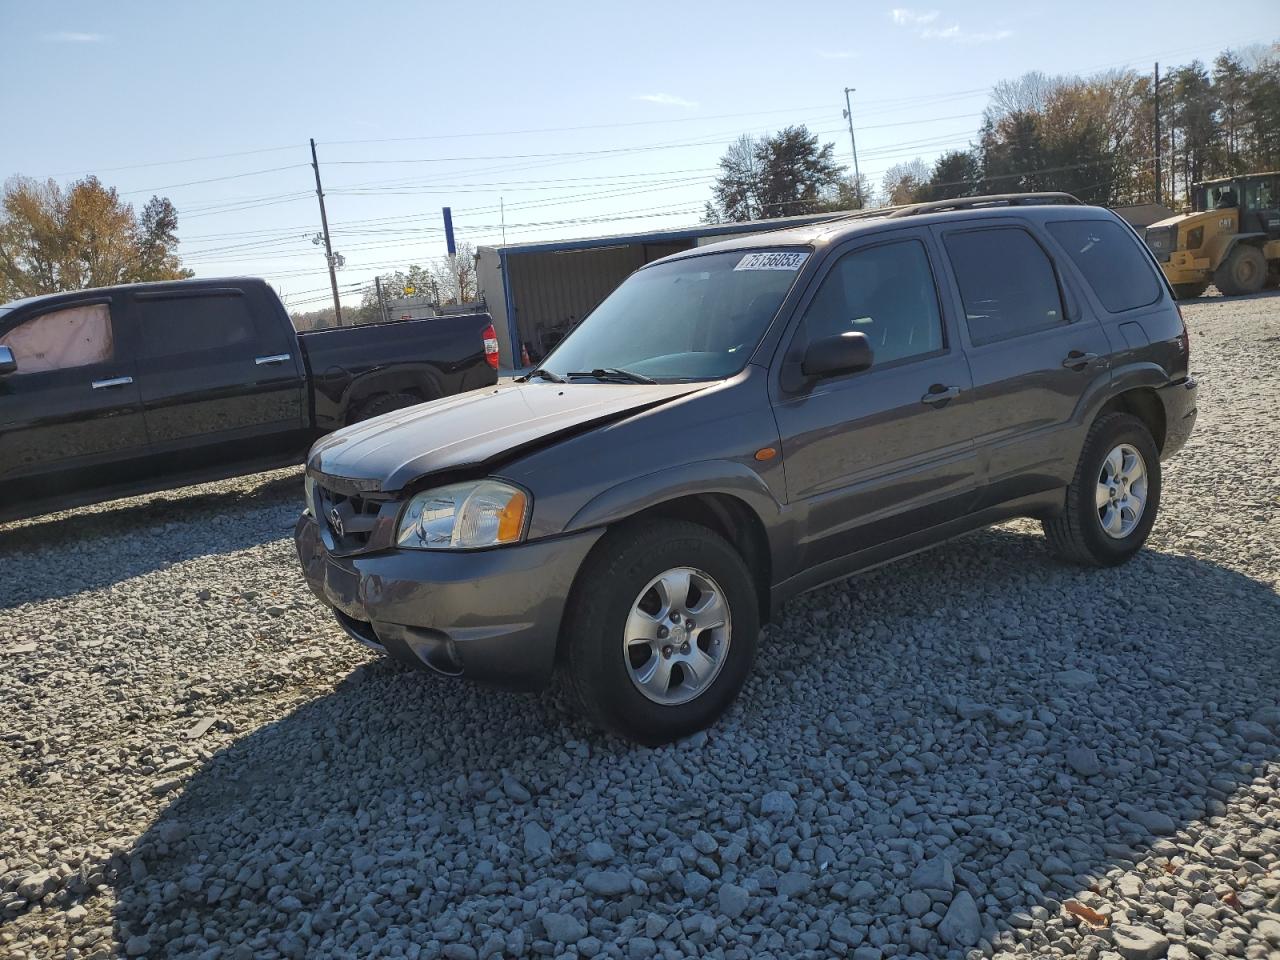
left=4, top=304, right=113, bottom=374
left=800, top=239, right=944, bottom=367
left=1046, top=219, right=1161, bottom=313
left=943, top=228, right=1065, bottom=346
left=133, top=294, right=256, bottom=360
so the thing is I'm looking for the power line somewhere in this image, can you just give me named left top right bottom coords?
left=118, top=164, right=310, bottom=196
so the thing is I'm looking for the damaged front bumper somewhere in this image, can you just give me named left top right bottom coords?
left=294, top=512, right=603, bottom=691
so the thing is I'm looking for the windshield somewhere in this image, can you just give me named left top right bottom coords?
left=538, top=248, right=809, bottom=381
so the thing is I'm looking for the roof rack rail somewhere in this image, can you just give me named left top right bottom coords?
left=886, top=192, right=1082, bottom=218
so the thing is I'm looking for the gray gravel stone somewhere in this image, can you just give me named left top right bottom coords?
left=718, top=882, right=749, bottom=919
left=583, top=870, right=631, bottom=897
left=939, top=890, right=981, bottom=946
left=1112, top=925, right=1170, bottom=960
left=542, top=913, right=587, bottom=944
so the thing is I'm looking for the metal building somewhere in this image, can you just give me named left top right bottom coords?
left=475, top=212, right=851, bottom=369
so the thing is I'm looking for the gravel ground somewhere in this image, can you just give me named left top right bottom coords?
left=2, top=291, right=1278, bottom=960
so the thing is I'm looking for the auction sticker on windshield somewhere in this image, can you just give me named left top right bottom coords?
left=734, top=251, right=809, bottom=271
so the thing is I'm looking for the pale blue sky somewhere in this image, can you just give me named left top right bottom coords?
left=2, top=1, right=1276, bottom=308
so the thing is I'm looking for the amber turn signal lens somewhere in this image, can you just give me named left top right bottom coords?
left=496, top=489, right=528, bottom=542
left=754, top=447, right=778, bottom=462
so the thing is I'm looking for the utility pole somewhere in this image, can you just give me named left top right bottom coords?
left=374, top=275, right=390, bottom=324
left=310, top=137, right=343, bottom=326
left=1153, top=63, right=1162, bottom=207
left=842, top=87, right=863, bottom=208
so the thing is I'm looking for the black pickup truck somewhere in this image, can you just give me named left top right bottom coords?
left=0, top=277, right=498, bottom=522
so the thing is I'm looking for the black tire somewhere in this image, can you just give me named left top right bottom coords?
left=563, top=519, right=759, bottom=745
left=1043, top=413, right=1161, bottom=566
left=1172, top=282, right=1209, bottom=300
left=353, top=391, right=421, bottom=423
left=1213, top=244, right=1266, bottom=296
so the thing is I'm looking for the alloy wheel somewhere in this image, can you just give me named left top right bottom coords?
left=1096, top=443, right=1148, bottom=539
left=623, top=566, right=732, bottom=705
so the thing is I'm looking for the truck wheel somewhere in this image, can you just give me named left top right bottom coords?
left=354, top=392, right=420, bottom=423
left=1042, top=413, right=1161, bottom=567
left=563, top=519, right=759, bottom=745
left=1214, top=244, right=1266, bottom=296
left=1172, top=282, right=1209, bottom=300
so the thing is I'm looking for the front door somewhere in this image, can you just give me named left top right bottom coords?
left=0, top=297, right=150, bottom=514
left=771, top=230, right=978, bottom=575
left=933, top=220, right=1113, bottom=506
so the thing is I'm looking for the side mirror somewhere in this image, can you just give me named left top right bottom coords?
left=801, top=332, right=873, bottom=379
left=0, top=345, right=15, bottom=376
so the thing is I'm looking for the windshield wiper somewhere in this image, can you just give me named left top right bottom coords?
left=522, top=367, right=566, bottom=383
left=567, top=367, right=657, bottom=384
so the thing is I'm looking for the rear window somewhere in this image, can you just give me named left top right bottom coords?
left=1046, top=219, right=1161, bottom=313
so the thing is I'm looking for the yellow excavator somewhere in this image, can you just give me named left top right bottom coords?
left=1144, top=171, right=1280, bottom=298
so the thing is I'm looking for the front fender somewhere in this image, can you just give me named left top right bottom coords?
left=565, top=459, right=784, bottom=534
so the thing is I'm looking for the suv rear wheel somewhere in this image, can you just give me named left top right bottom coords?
left=563, top=519, right=758, bottom=744
left=1043, top=413, right=1161, bottom=566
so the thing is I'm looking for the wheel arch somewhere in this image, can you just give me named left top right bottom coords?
left=342, top=369, right=442, bottom=424
left=557, top=468, right=783, bottom=662
left=1098, top=386, right=1167, bottom=452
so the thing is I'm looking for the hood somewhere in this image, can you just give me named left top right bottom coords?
left=309, top=379, right=706, bottom=492
left=1147, top=212, right=1194, bottom=230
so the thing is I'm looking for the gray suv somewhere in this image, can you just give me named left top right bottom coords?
left=295, top=193, right=1197, bottom=744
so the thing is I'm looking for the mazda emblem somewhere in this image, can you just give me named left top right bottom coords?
left=328, top=506, right=344, bottom=537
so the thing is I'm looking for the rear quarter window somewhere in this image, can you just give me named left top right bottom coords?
left=1046, top=219, right=1161, bottom=313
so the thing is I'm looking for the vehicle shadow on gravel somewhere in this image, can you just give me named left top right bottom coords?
left=0, top=471, right=302, bottom=609
left=109, top=526, right=1280, bottom=958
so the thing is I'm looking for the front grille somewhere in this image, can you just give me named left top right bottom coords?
left=312, top=479, right=386, bottom=552
left=1143, top=225, right=1175, bottom=263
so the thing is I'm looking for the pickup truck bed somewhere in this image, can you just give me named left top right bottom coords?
left=0, top=277, right=497, bottom=521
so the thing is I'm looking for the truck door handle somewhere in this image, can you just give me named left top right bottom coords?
left=1062, top=351, right=1099, bottom=370
left=921, top=385, right=961, bottom=405
left=91, top=376, right=134, bottom=390
left=255, top=353, right=291, bottom=366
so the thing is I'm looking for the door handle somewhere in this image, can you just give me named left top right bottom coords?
left=1062, top=351, right=1099, bottom=370
left=255, top=353, right=291, bottom=366
left=91, top=376, right=134, bottom=390
left=920, top=385, right=961, bottom=405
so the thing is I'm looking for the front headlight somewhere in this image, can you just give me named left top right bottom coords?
left=396, top=480, right=529, bottom=550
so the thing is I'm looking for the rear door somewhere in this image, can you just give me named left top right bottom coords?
left=933, top=219, right=1112, bottom=507
left=0, top=297, right=150, bottom=511
left=770, top=228, right=978, bottom=573
left=127, top=284, right=307, bottom=471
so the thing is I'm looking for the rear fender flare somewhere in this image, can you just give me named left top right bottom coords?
left=338, top=366, right=444, bottom=424
left=1076, top=362, right=1165, bottom=424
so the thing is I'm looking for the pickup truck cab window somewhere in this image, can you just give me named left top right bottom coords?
left=539, top=248, right=808, bottom=382
left=798, top=238, right=944, bottom=367
left=6, top=303, right=113, bottom=374
left=133, top=293, right=256, bottom=359
left=943, top=227, right=1066, bottom=345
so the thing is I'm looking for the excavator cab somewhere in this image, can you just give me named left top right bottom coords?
left=1146, top=172, right=1280, bottom=298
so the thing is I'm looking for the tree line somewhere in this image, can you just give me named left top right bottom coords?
left=0, top=176, right=189, bottom=300
left=705, top=41, right=1280, bottom=221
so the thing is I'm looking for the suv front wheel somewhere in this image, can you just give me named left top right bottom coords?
left=1043, top=413, right=1162, bottom=566
left=563, top=519, right=759, bottom=744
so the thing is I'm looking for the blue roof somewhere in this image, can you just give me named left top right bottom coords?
left=481, top=211, right=854, bottom=256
